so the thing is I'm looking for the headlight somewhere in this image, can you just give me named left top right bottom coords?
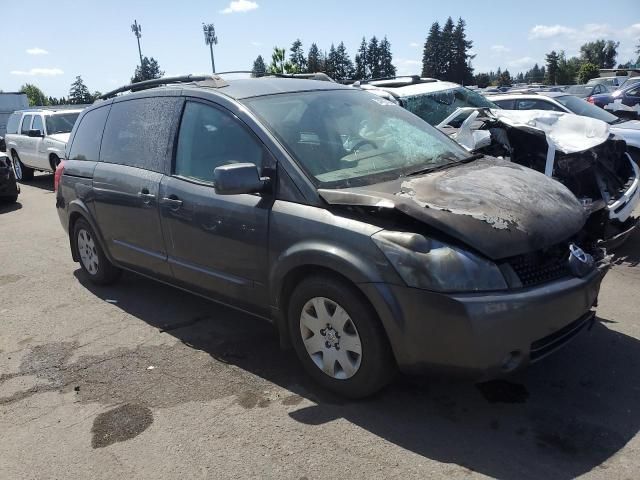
left=372, top=231, right=507, bottom=292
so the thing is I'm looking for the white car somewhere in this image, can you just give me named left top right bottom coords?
left=486, top=91, right=640, bottom=161
left=4, top=108, right=82, bottom=181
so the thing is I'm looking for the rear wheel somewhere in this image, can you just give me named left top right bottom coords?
left=11, top=151, right=33, bottom=181
left=73, top=219, right=121, bottom=285
left=288, top=275, right=395, bottom=398
left=50, top=154, right=61, bottom=171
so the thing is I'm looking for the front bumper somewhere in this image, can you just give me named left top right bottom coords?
left=359, top=265, right=608, bottom=378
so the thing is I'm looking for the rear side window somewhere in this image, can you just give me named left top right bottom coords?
left=21, top=115, right=32, bottom=134
left=493, top=99, right=515, bottom=110
left=68, top=106, right=111, bottom=161
left=31, top=115, right=43, bottom=133
left=515, top=99, right=564, bottom=112
left=100, top=97, right=182, bottom=172
left=6, top=113, right=20, bottom=134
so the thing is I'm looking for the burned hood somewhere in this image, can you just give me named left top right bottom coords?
left=319, top=157, right=586, bottom=260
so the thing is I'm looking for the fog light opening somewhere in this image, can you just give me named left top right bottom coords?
left=501, top=351, right=523, bottom=373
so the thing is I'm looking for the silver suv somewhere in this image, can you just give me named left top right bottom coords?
left=5, top=107, right=82, bottom=181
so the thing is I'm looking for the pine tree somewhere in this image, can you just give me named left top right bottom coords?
left=498, top=69, right=512, bottom=87
left=545, top=50, right=560, bottom=85
left=307, top=43, right=322, bottom=73
left=289, top=39, right=306, bottom=73
left=251, top=55, right=266, bottom=77
left=68, top=76, right=92, bottom=104
left=422, top=22, right=442, bottom=78
left=378, top=36, right=396, bottom=78
left=440, top=17, right=456, bottom=81
left=354, top=37, right=368, bottom=80
left=268, top=47, right=287, bottom=74
left=325, top=44, right=338, bottom=79
left=367, top=36, right=381, bottom=78
left=131, top=57, right=164, bottom=83
left=333, top=41, right=355, bottom=81
left=451, top=18, right=474, bottom=84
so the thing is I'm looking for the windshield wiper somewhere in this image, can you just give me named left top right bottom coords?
left=405, top=153, right=483, bottom=177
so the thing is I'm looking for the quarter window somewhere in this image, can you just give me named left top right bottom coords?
left=20, top=115, right=32, bottom=134
left=6, top=113, right=20, bottom=134
left=174, top=101, right=265, bottom=182
left=100, top=97, right=182, bottom=172
left=31, top=115, right=43, bottom=133
left=68, top=106, right=111, bottom=161
left=516, top=99, right=564, bottom=112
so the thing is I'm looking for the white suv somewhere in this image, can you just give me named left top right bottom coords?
left=5, top=108, right=82, bottom=181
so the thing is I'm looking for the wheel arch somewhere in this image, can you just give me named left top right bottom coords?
left=67, top=201, right=114, bottom=265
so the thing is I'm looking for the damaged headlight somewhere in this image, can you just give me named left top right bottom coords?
left=372, top=231, right=507, bottom=292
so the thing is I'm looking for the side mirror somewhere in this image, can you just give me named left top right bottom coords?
left=213, top=162, right=269, bottom=195
left=28, top=129, right=43, bottom=137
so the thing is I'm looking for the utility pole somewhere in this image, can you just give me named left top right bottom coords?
left=131, top=20, right=143, bottom=67
left=202, top=23, right=218, bottom=74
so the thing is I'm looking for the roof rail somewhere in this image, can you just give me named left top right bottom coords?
left=356, top=75, right=436, bottom=86
left=99, top=74, right=228, bottom=100
left=270, top=72, right=335, bottom=82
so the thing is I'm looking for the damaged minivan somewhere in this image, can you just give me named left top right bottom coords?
left=57, top=76, right=610, bottom=398
left=357, top=78, right=640, bottom=247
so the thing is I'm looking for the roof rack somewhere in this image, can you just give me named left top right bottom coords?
left=355, top=75, right=437, bottom=87
left=270, top=72, right=335, bottom=82
left=99, top=74, right=228, bottom=100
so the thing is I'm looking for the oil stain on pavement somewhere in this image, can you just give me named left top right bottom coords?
left=91, top=404, right=154, bottom=448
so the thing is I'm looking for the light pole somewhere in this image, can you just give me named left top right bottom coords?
left=131, top=19, right=144, bottom=67
left=203, top=23, right=218, bottom=74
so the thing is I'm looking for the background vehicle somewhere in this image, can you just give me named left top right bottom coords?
left=565, top=84, right=609, bottom=99
left=358, top=76, right=639, bottom=247
left=5, top=107, right=83, bottom=181
left=587, top=76, right=626, bottom=90
left=0, top=92, right=28, bottom=138
left=56, top=75, right=608, bottom=398
left=590, top=82, right=640, bottom=120
left=0, top=152, right=19, bottom=203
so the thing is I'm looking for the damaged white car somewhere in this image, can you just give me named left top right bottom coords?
left=357, top=78, right=640, bottom=246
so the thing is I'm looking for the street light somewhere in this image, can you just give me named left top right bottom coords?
left=131, top=19, right=144, bottom=67
left=203, top=23, right=218, bottom=74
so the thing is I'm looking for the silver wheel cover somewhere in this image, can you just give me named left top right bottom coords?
left=12, top=155, right=22, bottom=180
left=77, top=228, right=99, bottom=275
left=300, top=297, right=362, bottom=380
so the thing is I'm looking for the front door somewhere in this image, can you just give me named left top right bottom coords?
left=18, top=114, right=34, bottom=165
left=159, top=100, right=272, bottom=313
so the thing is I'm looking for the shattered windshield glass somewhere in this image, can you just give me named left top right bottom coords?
left=400, top=87, right=497, bottom=126
left=243, top=89, right=469, bottom=188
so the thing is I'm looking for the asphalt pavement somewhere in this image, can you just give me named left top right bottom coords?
left=1, top=174, right=639, bottom=480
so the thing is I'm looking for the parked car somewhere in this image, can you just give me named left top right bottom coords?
left=487, top=91, right=640, bottom=162
left=565, top=84, right=609, bottom=99
left=57, top=75, right=610, bottom=398
left=5, top=107, right=83, bottom=181
left=619, top=77, right=640, bottom=89
left=590, top=82, right=640, bottom=120
left=0, top=152, right=19, bottom=203
left=0, top=92, right=28, bottom=138
left=587, top=76, right=626, bottom=90
left=357, top=77, right=639, bottom=247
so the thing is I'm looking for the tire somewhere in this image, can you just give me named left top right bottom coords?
left=11, top=151, right=33, bottom=181
left=50, top=154, right=61, bottom=171
left=288, top=275, right=395, bottom=398
left=73, top=219, right=121, bottom=285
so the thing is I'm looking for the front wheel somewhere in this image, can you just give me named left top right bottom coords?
left=73, top=219, right=121, bottom=285
left=11, top=151, right=33, bottom=181
left=288, top=275, right=395, bottom=398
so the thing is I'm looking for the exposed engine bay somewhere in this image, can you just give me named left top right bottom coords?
left=437, top=108, right=640, bottom=246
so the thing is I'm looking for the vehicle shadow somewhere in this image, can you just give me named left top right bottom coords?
left=21, top=173, right=54, bottom=192
left=75, top=269, right=640, bottom=480
left=0, top=200, right=22, bottom=214
left=612, top=225, right=640, bottom=267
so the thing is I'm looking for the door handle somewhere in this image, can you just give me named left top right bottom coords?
left=138, top=188, right=155, bottom=204
left=161, top=196, right=183, bottom=209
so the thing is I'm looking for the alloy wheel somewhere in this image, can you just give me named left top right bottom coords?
left=11, top=153, right=22, bottom=181
left=77, top=228, right=99, bottom=275
left=299, top=297, right=362, bottom=379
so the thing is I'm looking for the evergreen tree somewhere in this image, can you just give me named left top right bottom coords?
left=474, top=73, right=490, bottom=88
left=497, top=69, right=512, bottom=87
left=251, top=55, right=267, bottom=77
left=131, top=57, right=164, bottom=83
left=268, top=47, right=287, bottom=74
left=325, top=44, right=338, bottom=79
left=545, top=50, right=560, bottom=85
left=68, top=76, right=92, bottom=104
left=20, top=84, right=48, bottom=106
left=378, top=36, right=396, bottom=78
left=451, top=18, right=474, bottom=84
left=422, top=22, right=442, bottom=78
left=331, top=42, right=355, bottom=81
left=367, top=36, right=381, bottom=78
left=354, top=37, right=368, bottom=80
left=440, top=17, right=456, bottom=81
left=307, top=43, right=322, bottom=73
left=289, top=39, right=307, bottom=73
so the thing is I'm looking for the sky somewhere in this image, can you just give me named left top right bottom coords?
left=2, top=0, right=639, bottom=98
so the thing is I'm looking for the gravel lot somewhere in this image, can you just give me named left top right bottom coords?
left=1, top=174, right=640, bottom=480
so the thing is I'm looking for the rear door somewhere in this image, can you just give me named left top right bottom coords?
left=158, top=99, right=272, bottom=312
left=93, top=94, right=183, bottom=278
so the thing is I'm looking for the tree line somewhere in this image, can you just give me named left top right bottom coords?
left=251, top=36, right=397, bottom=82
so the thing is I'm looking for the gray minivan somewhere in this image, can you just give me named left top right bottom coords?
left=56, top=76, right=609, bottom=397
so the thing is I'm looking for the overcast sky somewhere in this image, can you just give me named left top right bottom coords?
left=2, top=0, right=639, bottom=97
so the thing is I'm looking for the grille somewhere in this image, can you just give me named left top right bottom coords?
left=506, top=244, right=570, bottom=288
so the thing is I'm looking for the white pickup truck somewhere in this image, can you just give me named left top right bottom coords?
left=5, top=108, right=82, bottom=181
